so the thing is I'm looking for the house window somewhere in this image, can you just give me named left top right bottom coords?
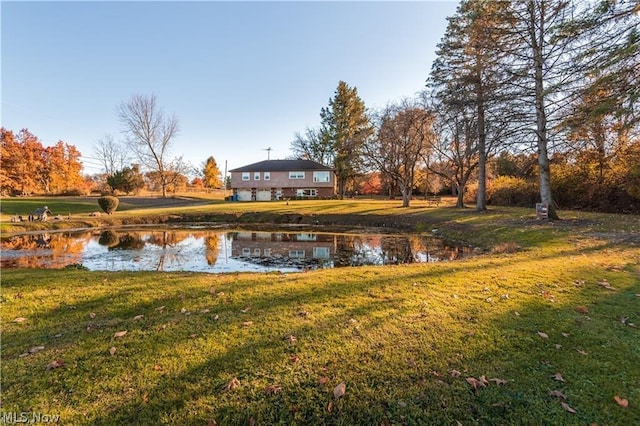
left=313, top=171, right=330, bottom=183
left=296, top=189, right=317, bottom=197
left=254, top=172, right=260, bottom=180
left=289, top=171, right=305, bottom=179
left=289, top=250, right=306, bottom=258
left=313, top=247, right=330, bottom=258
left=242, top=248, right=251, bottom=256
left=264, top=172, right=270, bottom=181
left=242, top=172, right=250, bottom=181
left=253, top=248, right=261, bottom=256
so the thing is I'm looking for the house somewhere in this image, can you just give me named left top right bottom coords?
left=229, top=159, right=335, bottom=201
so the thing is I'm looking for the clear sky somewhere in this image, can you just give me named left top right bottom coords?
left=1, top=1, right=457, bottom=175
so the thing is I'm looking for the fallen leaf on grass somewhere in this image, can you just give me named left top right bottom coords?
left=109, top=347, right=117, bottom=356
left=555, top=344, right=562, bottom=350
left=209, top=287, right=216, bottom=295
left=333, top=382, right=346, bottom=399
left=290, top=355, right=300, bottom=363
left=200, top=309, right=210, bottom=314
left=89, top=312, right=96, bottom=319
left=114, top=330, right=128, bottom=338
left=576, top=349, right=588, bottom=356
left=155, top=306, right=165, bottom=312
left=489, top=378, right=508, bottom=385
left=264, top=384, right=282, bottom=395
left=153, top=364, right=162, bottom=371
left=549, top=390, right=567, bottom=400
left=240, top=306, right=252, bottom=313
left=552, top=373, right=566, bottom=382
left=189, top=333, right=198, bottom=339
left=466, top=377, right=486, bottom=391
left=478, top=375, right=490, bottom=386
left=224, top=377, right=241, bottom=391
left=562, top=333, right=570, bottom=337
left=285, top=334, right=297, bottom=344
left=13, top=317, right=27, bottom=323
left=407, top=358, right=417, bottom=368
left=327, top=401, right=333, bottom=413
left=29, top=346, right=45, bottom=354
left=133, top=315, right=144, bottom=320
left=318, top=376, right=330, bottom=385
left=537, top=331, right=549, bottom=339
left=598, top=279, right=615, bottom=290
left=142, top=392, right=149, bottom=403
left=46, top=359, right=64, bottom=370
left=575, top=306, right=589, bottom=314
left=243, top=321, right=253, bottom=327
left=614, top=396, right=629, bottom=408
left=561, top=402, right=577, bottom=413
left=214, top=314, right=219, bottom=320
left=450, top=370, right=461, bottom=378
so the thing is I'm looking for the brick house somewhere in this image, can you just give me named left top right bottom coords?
left=229, top=159, right=335, bottom=201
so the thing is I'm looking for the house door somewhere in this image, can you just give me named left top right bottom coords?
left=237, top=190, right=252, bottom=201
left=256, top=190, right=272, bottom=201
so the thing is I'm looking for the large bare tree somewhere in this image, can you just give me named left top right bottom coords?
left=365, top=99, right=435, bottom=207
left=117, top=94, right=185, bottom=197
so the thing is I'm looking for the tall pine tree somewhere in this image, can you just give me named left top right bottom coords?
left=320, top=81, right=373, bottom=198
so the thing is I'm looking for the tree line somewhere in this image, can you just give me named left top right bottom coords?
left=293, top=0, right=639, bottom=215
left=1, top=128, right=85, bottom=196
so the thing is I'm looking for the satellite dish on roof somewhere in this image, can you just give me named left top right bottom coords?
left=262, top=147, right=273, bottom=160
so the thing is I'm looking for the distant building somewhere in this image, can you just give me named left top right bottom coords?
left=229, top=159, right=335, bottom=201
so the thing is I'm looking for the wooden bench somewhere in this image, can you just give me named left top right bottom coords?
left=426, top=196, right=441, bottom=206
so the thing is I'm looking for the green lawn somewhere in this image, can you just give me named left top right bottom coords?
left=1, top=199, right=639, bottom=424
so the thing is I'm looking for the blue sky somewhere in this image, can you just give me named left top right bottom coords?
left=1, top=1, right=457, bottom=175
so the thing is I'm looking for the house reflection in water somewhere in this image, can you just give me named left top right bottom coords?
left=229, top=232, right=335, bottom=270
left=226, top=231, right=469, bottom=270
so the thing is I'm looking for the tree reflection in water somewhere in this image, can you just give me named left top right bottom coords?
left=1, top=228, right=470, bottom=272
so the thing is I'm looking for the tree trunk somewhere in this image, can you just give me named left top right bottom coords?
left=401, top=185, right=411, bottom=208
left=475, top=62, right=488, bottom=211
left=530, top=0, right=559, bottom=220
left=455, top=183, right=465, bottom=208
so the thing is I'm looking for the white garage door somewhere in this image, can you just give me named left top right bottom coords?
left=256, top=190, right=272, bottom=201
left=237, top=190, right=252, bottom=201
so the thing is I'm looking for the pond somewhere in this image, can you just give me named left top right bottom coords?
left=1, top=226, right=471, bottom=273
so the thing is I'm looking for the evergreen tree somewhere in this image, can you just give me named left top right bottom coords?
left=320, top=81, right=373, bottom=198
left=429, top=0, right=514, bottom=211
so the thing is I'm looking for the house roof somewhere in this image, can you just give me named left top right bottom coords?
left=229, top=159, right=333, bottom=173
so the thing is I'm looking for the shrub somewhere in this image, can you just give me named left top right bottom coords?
left=98, top=230, right=119, bottom=247
left=487, top=176, right=538, bottom=207
left=98, top=196, right=119, bottom=215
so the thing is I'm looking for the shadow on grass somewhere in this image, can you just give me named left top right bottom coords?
left=2, top=240, right=638, bottom=424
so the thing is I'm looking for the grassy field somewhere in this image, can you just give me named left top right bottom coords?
left=1, top=198, right=639, bottom=424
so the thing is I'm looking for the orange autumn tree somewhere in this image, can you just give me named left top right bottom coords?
left=45, top=141, right=84, bottom=193
left=0, top=127, right=84, bottom=195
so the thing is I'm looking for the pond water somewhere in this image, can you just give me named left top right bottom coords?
left=1, top=227, right=471, bottom=273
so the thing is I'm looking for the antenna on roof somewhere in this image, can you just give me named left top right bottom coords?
left=262, top=147, right=273, bottom=160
